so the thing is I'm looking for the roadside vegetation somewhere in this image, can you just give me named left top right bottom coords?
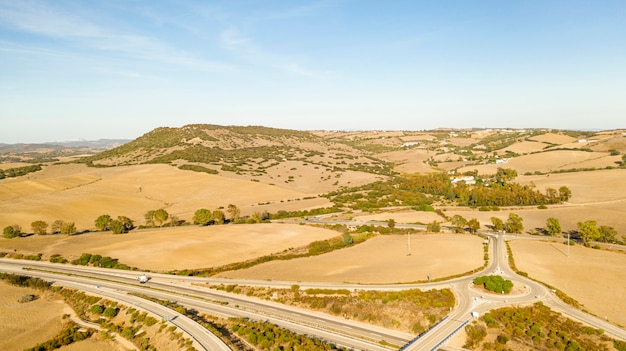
left=137, top=293, right=350, bottom=351
left=464, top=302, right=622, bottom=351
left=0, top=273, right=196, bottom=351
left=208, top=284, right=454, bottom=335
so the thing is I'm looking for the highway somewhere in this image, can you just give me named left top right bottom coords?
left=2, top=223, right=625, bottom=350
left=0, top=258, right=409, bottom=351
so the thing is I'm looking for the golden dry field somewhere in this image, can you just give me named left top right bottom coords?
left=0, top=163, right=340, bottom=231
left=0, top=282, right=65, bottom=351
left=510, top=240, right=626, bottom=327
left=0, top=223, right=340, bottom=271
left=457, top=150, right=616, bottom=175
left=217, top=234, right=484, bottom=284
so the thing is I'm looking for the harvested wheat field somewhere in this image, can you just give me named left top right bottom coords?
left=351, top=209, right=444, bottom=225
left=0, top=282, right=65, bottom=351
left=378, top=148, right=437, bottom=174
left=217, top=234, right=484, bottom=284
left=510, top=240, right=626, bottom=327
left=457, top=150, right=614, bottom=175
left=0, top=223, right=340, bottom=271
left=502, top=140, right=550, bottom=154
left=0, top=163, right=337, bottom=231
left=528, top=132, right=578, bottom=144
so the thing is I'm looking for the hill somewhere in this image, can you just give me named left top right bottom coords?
left=81, top=124, right=394, bottom=175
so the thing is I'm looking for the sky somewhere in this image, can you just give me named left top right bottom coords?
left=1, top=1, right=625, bottom=143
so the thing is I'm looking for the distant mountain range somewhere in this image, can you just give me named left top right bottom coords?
left=0, top=139, right=130, bottom=154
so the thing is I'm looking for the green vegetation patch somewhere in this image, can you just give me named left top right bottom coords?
left=473, top=275, right=513, bottom=294
left=210, top=284, right=454, bottom=335
left=0, top=164, right=43, bottom=179
left=467, top=303, right=617, bottom=350
left=177, top=164, right=219, bottom=174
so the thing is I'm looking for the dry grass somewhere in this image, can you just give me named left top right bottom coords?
left=217, top=234, right=484, bottom=284
left=57, top=338, right=123, bottom=351
left=458, top=150, right=614, bottom=175
left=502, top=140, right=549, bottom=154
left=0, top=163, right=342, bottom=230
left=378, top=149, right=437, bottom=174
left=528, top=133, right=577, bottom=144
left=510, top=239, right=626, bottom=327
left=0, top=223, right=340, bottom=271
left=0, top=282, right=65, bottom=351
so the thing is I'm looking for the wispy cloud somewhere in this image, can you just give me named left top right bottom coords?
left=219, top=27, right=252, bottom=50
left=219, top=26, right=331, bottom=79
left=0, top=1, right=235, bottom=73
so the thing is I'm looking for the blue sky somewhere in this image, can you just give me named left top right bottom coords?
left=1, top=1, right=625, bottom=143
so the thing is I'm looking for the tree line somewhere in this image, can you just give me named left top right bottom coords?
left=324, top=168, right=572, bottom=210
left=0, top=164, right=42, bottom=179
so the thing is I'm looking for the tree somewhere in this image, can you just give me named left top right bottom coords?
left=495, top=168, right=517, bottom=184
left=599, top=225, right=617, bottom=243
left=558, top=186, right=572, bottom=202
left=504, top=213, right=523, bottom=234
left=252, top=211, right=270, bottom=223
left=227, top=204, right=241, bottom=222
left=95, top=214, right=112, bottom=231
left=109, top=220, right=126, bottom=234
left=51, top=220, right=64, bottom=234
left=60, top=222, right=77, bottom=235
left=193, top=208, right=213, bottom=226
left=450, top=215, right=467, bottom=233
left=154, top=209, right=169, bottom=227
left=467, top=218, right=480, bottom=233
left=3, top=225, right=20, bottom=238
left=577, top=220, right=600, bottom=244
left=144, top=210, right=156, bottom=227
left=427, top=221, right=441, bottom=233
left=491, top=217, right=504, bottom=232
left=168, top=214, right=182, bottom=226
left=545, top=217, right=561, bottom=236
left=212, top=210, right=225, bottom=225
left=117, top=216, right=134, bottom=232
left=387, top=218, right=396, bottom=229
left=31, top=220, right=48, bottom=235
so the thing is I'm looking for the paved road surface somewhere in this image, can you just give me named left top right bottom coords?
left=2, top=219, right=625, bottom=350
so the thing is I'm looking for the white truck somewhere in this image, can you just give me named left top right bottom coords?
left=138, top=274, right=149, bottom=284
left=471, top=311, right=479, bottom=318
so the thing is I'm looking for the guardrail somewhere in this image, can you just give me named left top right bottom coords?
left=399, top=316, right=449, bottom=350
left=430, top=319, right=470, bottom=351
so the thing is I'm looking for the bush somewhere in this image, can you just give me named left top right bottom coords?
left=3, top=225, right=21, bottom=238
left=103, top=307, right=119, bottom=318
left=90, top=305, right=104, bottom=314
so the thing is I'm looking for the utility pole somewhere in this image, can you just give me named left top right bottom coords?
left=407, top=232, right=411, bottom=256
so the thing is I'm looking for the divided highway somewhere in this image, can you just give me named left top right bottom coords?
left=1, top=226, right=625, bottom=351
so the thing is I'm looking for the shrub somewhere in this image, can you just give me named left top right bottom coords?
left=103, top=307, right=119, bottom=318
left=90, top=305, right=104, bottom=314
left=3, top=225, right=21, bottom=238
